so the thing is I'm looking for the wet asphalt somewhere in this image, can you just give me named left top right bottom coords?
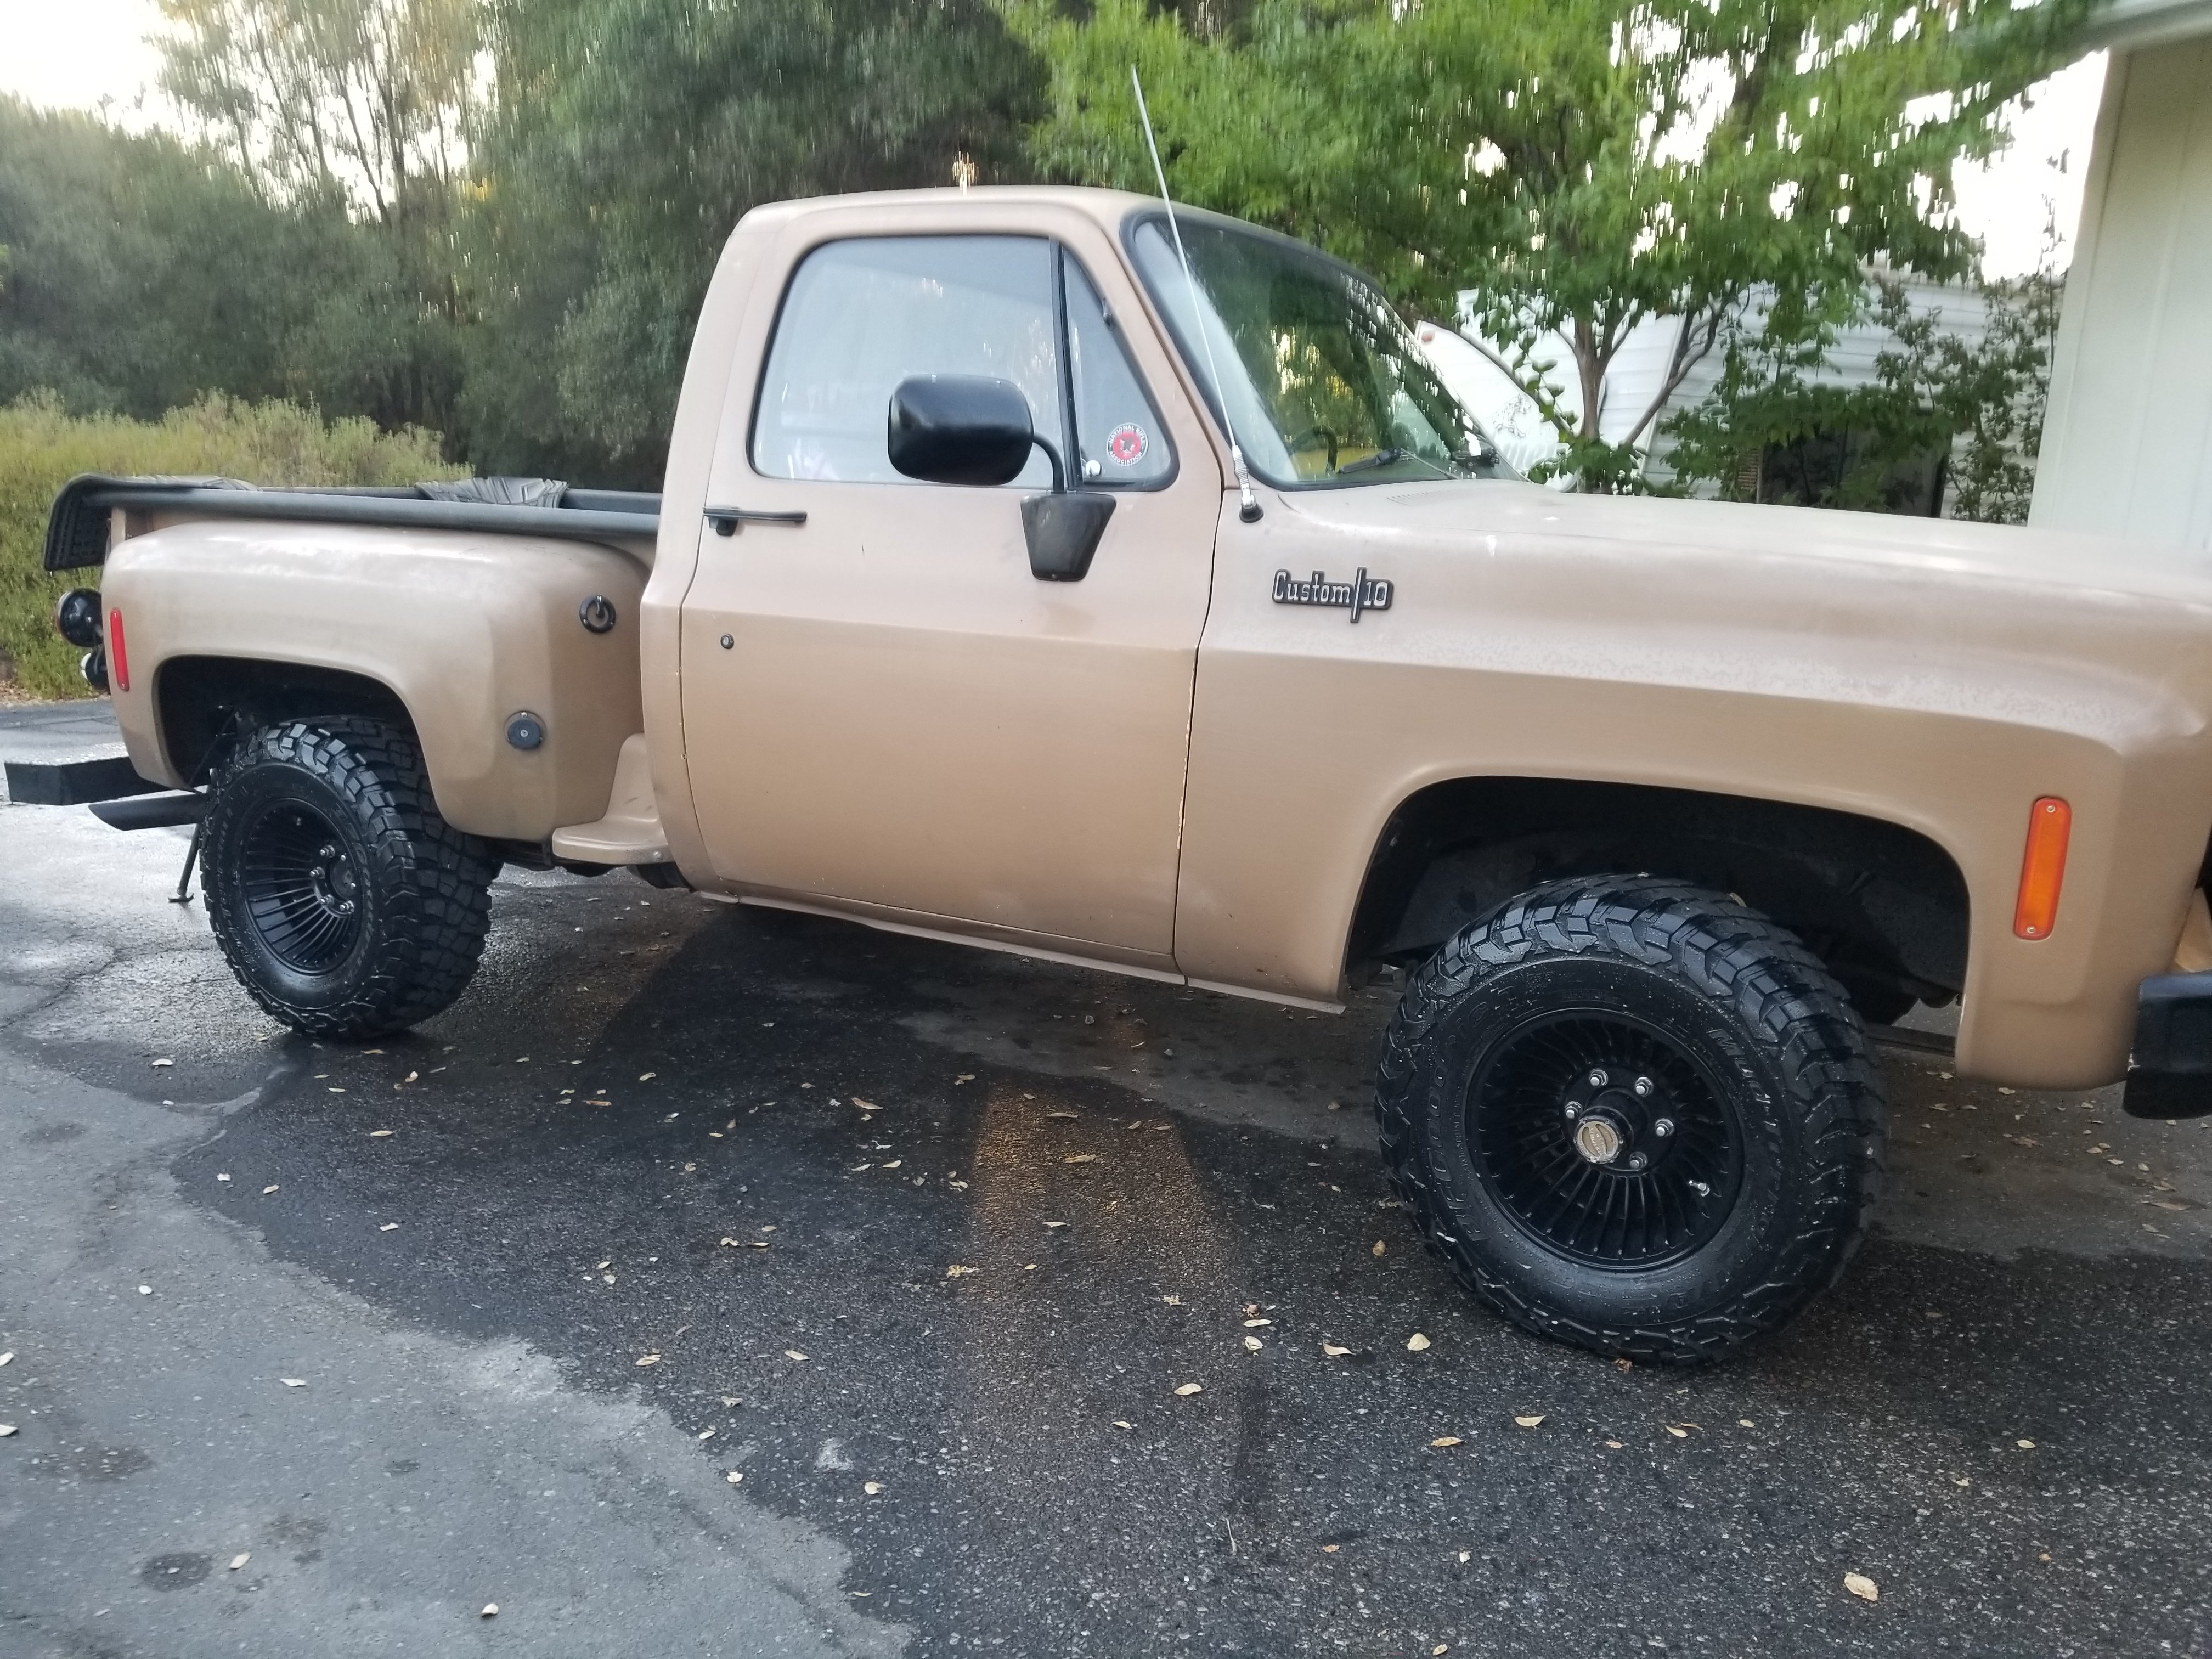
left=3, top=702, right=2211, bottom=1658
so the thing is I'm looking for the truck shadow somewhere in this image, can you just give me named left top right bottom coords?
left=173, top=888, right=2212, bottom=1658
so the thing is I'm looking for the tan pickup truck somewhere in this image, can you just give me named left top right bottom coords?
left=43, top=185, right=2212, bottom=1362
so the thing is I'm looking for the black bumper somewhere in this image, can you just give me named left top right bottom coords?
left=2124, top=973, right=2212, bottom=1118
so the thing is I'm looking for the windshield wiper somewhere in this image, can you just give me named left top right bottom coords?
left=1337, top=447, right=1453, bottom=478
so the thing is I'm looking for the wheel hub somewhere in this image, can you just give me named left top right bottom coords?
left=238, top=803, right=366, bottom=974
left=1465, top=1013, right=1745, bottom=1269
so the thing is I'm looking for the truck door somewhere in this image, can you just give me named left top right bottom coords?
left=679, top=229, right=1222, bottom=966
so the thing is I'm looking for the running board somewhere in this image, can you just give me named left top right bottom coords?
left=1869, top=1023, right=1955, bottom=1059
left=89, top=791, right=206, bottom=830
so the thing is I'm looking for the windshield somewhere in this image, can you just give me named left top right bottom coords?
left=1129, top=216, right=1513, bottom=490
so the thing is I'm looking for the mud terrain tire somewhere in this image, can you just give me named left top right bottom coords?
left=1376, top=877, right=1886, bottom=1363
left=203, top=718, right=496, bottom=1039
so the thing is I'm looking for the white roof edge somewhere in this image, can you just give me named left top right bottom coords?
left=2080, top=0, right=2212, bottom=50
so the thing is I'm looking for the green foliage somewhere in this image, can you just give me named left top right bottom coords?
left=0, top=395, right=458, bottom=699
left=0, top=96, right=442, bottom=432
left=1661, top=266, right=2063, bottom=520
left=1014, top=0, right=2094, bottom=489
left=458, top=0, right=1042, bottom=483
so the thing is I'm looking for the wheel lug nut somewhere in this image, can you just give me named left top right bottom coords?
left=1633, top=1076, right=1654, bottom=1098
left=1627, top=1152, right=1649, bottom=1171
left=1564, top=1103, right=1581, bottom=1119
left=1653, top=1118, right=1674, bottom=1137
left=1587, top=1069, right=1608, bottom=1089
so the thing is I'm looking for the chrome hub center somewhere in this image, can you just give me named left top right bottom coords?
left=1573, top=1116, right=1624, bottom=1164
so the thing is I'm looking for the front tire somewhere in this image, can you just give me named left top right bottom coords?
left=202, top=718, right=496, bottom=1039
left=1376, top=877, right=1886, bottom=1364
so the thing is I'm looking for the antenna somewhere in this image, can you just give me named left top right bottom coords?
left=1131, top=67, right=1261, bottom=524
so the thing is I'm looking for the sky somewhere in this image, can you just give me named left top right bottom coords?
left=0, top=0, right=2107, bottom=281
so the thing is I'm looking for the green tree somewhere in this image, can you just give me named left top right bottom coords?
left=459, top=0, right=1042, bottom=482
left=0, top=96, right=403, bottom=422
left=157, top=0, right=483, bottom=434
left=1015, top=0, right=2092, bottom=489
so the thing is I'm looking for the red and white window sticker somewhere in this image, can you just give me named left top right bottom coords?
left=1106, top=422, right=1148, bottom=466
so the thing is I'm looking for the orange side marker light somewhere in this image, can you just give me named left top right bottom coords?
left=2013, top=796, right=2070, bottom=940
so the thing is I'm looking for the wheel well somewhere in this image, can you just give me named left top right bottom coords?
left=1348, top=777, right=1971, bottom=1008
left=155, top=656, right=415, bottom=787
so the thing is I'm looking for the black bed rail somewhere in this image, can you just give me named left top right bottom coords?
left=43, top=474, right=662, bottom=571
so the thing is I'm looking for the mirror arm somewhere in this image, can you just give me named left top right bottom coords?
left=1029, top=434, right=1067, bottom=494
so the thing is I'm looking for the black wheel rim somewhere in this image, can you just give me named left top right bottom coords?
left=238, top=798, right=365, bottom=974
left=1465, top=1009, right=1743, bottom=1269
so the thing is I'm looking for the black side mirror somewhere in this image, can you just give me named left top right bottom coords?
left=887, top=376, right=1036, bottom=487
left=885, top=373, right=1116, bottom=582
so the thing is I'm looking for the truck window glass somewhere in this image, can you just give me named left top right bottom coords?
left=1062, top=253, right=1173, bottom=488
left=1128, top=217, right=1513, bottom=490
left=753, top=235, right=1063, bottom=487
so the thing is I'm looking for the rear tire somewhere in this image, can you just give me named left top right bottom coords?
left=1375, top=876, right=1886, bottom=1364
left=202, top=718, right=496, bottom=1039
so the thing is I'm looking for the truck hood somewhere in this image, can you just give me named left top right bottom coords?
left=1287, top=479, right=2212, bottom=610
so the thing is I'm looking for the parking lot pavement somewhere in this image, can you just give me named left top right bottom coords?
left=3, top=711, right=2210, bottom=1657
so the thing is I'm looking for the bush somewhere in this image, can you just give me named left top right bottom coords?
left=0, top=394, right=461, bottom=699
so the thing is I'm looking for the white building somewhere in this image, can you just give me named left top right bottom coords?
left=2029, top=0, right=2212, bottom=552
left=1418, top=279, right=1996, bottom=503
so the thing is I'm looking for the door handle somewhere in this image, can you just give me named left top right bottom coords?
left=705, top=506, right=807, bottom=535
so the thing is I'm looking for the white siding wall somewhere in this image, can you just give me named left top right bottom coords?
left=1424, top=279, right=1993, bottom=492
left=2030, top=38, right=2212, bottom=552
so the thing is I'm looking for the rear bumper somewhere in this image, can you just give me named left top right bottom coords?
left=2124, top=973, right=2212, bottom=1118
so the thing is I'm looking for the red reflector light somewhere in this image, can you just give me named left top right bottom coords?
left=2013, top=796, right=2070, bottom=940
left=108, top=607, right=129, bottom=693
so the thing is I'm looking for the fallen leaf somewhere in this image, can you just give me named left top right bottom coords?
left=1371, top=1241, right=1386, bottom=1257
left=1613, top=1358, right=1633, bottom=1373
left=785, top=1350, right=809, bottom=1362
left=1515, top=1415, right=1545, bottom=1429
left=1434, top=1646, right=1451, bottom=1655
left=1174, top=1383, right=1204, bottom=1396
left=720, top=1396, right=742, bottom=1407
left=1322, top=1344, right=1351, bottom=1357
left=1458, top=1550, right=1471, bottom=1563
left=1604, top=1440, right=1623, bottom=1449
left=864, top=1481, right=883, bottom=1495
left=151, top=1058, right=173, bottom=1068
left=726, top=1470, right=744, bottom=1483
left=379, top=1222, right=399, bottom=1232
left=0, top=1353, right=10, bottom=1366
left=1242, top=1318, right=1273, bottom=1328
left=1429, top=1436, right=1463, bottom=1448
left=720, top=1237, right=743, bottom=1248
left=0, top=1425, right=15, bottom=1437
left=228, top=1553, right=249, bottom=1570
left=1665, top=1426, right=1688, bottom=1438
left=882, top=1160, right=902, bottom=1170
left=2151, top=1200, right=2188, bottom=1211
left=1952, top=1475, right=1970, bottom=1487
left=750, top=1241, right=769, bottom=1249
left=640, top=1071, right=657, bottom=1082
left=1843, top=1572, right=1879, bottom=1603
left=1111, top=1420, right=1133, bottom=1430
left=262, top=1184, right=280, bottom=1194
left=956, top=1074, right=975, bottom=1084
left=2016, top=1438, right=2035, bottom=1449
left=945, top=1265, right=979, bottom=1278
left=1047, top=1111, right=1078, bottom=1120
left=1322, top=1543, right=1340, bottom=1554
left=851, top=1097, right=876, bottom=1110
left=1243, top=1336, right=1263, bottom=1351
left=138, top=1285, right=152, bottom=1296
left=280, top=1378, right=306, bottom=1388
left=481, top=1604, right=499, bottom=1618
left=369, top=1129, right=394, bottom=1138
left=1044, top=1221, right=1068, bottom=1229
left=1739, top=1419, right=1755, bottom=1429
left=1064, top=1154, right=1098, bottom=1164
left=636, top=1353, right=661, bottom=1367
left=1406, top=1333, right=1431, bottom=1352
